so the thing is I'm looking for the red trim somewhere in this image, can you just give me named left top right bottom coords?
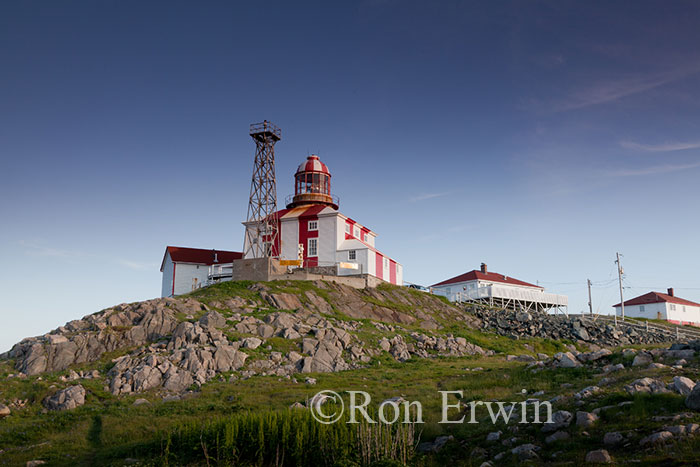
left=430, top=270, right=542, bottom=289
left=172, top=262, right=176, bottom=297
left=298, top=206, right=323, bottom=267
left=389, top=260, right=396, bottom=285
left=613, top=291, right=700, bottom=308
left=375, top=253, right=383, bottom=280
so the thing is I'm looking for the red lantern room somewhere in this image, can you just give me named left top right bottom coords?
left=286, top=155, right=339, bottom=209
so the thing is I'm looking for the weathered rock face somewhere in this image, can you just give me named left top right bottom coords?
left=9, top=298, right=188, bottom=375
left=43, top=385, right=86, bottom=411
left=471, top=308, right=681, bottom=346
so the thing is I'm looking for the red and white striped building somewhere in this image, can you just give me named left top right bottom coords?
left=243, top=155, right=403, bottom=285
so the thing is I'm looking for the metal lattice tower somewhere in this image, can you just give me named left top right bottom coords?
left=244, top=120, right=281, bottom=258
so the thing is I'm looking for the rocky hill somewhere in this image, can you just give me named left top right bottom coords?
left=3, top=280, right=700, bottom=466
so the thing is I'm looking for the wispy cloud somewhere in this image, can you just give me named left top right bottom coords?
left=18, top=240, right=79, bottom=258
left=409, top=192, right=450, bottom=202
left=605, top=161, right=700, bottom=177
left=551, top=67, right=700, bottom=111
left=619, top=140, right=700, bottom=152
left=117, top=259, right=158, bottom=271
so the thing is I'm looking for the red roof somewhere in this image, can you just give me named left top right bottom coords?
left=613, top=291, right=700, bottom=308
left=430, top=270, right=542, bottom=289
left=160, top=246, right=243, bottom=271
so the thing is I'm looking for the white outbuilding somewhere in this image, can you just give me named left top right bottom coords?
left=613, top=288, right=700, bottom=325
left=430, top=263, right=568, bottom=313
left=160, top=246, right=243, bottom=297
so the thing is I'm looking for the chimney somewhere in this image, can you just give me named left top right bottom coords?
left=667, top=287, right=674, bottom=297
left=480, top=263, right=487, bottom=274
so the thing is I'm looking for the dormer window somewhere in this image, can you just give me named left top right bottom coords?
left=308, top=220, right=318, bottom=231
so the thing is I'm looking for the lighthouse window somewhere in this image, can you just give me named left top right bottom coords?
left=354, top=226, right=360, bottom=238
left=345, top=223, right=351, bottom=234
left=308, top=238, right=318, bottom=257
left=348, top=250, right=356, bottom=260
left=308, top=220, right=318, bottom=231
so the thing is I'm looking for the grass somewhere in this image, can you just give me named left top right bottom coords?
left=3, top=280, right=700, bottom=465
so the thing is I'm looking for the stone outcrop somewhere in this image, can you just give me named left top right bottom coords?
left=43, top=385, right=86, bottom=411
left=471, top=308, right=683, bottom=346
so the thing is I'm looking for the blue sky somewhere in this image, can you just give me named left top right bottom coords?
left=2, top=1, right=700, bottom=351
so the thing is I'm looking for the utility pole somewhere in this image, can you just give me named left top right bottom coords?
left=616, top=252, right=625, bottom=322
left=587, top=279, right=593, bottom=315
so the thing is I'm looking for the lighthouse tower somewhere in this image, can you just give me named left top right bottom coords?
left=286, top=155, right=338, bottom=210
left=242, top=153, right=403, bottom=285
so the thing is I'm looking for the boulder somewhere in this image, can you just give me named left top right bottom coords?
left=199, top=311, right=226, bottom=329
left=542, top=410, right=573, bottom=433
left=0, top=403, right=10, bottom=418
left=545, top=430, right=570, bottom=444
left=576, top=411, right=599, bottom=428
left=603, top=432, right=624, bottom=445
left=639, top=431, right=673, bottom=446
left=43, top=385, right=86, bottom=411
left=685, top=383, right=700, bottom=410
left=624, top=377, right=670, bottom=395
left=585, top=449, right=612, bottom=464
left=242, top=337, right=263, bottom=349
left=632, top=352, right=653, bottom=367
left=554, top=352, right=581, bottom=368
left=673, top=376, right=696, bottom=396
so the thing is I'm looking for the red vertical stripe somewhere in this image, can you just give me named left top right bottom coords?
left=390, top=260, right=396, bottom=285
left=375, top=253, right=383, bottom=280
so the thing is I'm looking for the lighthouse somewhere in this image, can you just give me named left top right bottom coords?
left=242, top=154, right=403, bottom=285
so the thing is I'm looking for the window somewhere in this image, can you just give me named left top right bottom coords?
left=639, top=305, right=645, bottom=312
left=345, top=223, right=351, bottom=234
left=308, top=220, right=318, bottom=231
left=308, top=238, right=318, bottom=257
left=671, top=304, right=676, bottom=311
left=348, top=250, right=356, bottom=260
left=354, top=226, right=360, bottom=238
left=384, top=258, right=389, bottom=268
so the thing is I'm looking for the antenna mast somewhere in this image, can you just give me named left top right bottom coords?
left=244, top=120, right=281, bottom=258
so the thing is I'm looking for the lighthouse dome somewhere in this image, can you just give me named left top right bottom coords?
left=287, top=154, right=338, bottom=210
left=296, top=155, right=330, bottom=176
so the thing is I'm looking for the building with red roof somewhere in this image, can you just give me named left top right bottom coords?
left=242, top=154, right=403, bottom=286
left=613, top=288, right=700, bottom=324
left=160, top=246, right=243, bottom=297
left=430, top=263, right=568, bottom=313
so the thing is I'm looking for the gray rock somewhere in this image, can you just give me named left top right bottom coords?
left=632, top=352, right=653, bottom=367
left=199, top=311, right=226, bottom=329
left=511, top=443, right=539, bottom=460
left=486, top=431, right=502, bottom=441
left=685, top=383, right=700, bottom=410
left=542, top=410, right=573, bottom=433
left=625, top=377, right=670, bottom=395
left=575, top=386, right=601, bottom=400
left=585, top=449, right=612, bottom=463
left=554, top=352, right=581, bottom=368
left=43, top=385, right=86, bottom=411
left=603, top=432, right=623, bottom=445
left=0, top=403, right=10, bottom=418
left=673, top=376, right=696, bottom=396
left=26, top=461, right=47, bottom=467
left=545, top=430, right=570, bottom=444
left=576, top=411, right=599, bottom=427
left=242, top=337, right=263, bottom=349
left=639, top=431, right=673, bottom=446
left=133, top=398, right=150, bottom=406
